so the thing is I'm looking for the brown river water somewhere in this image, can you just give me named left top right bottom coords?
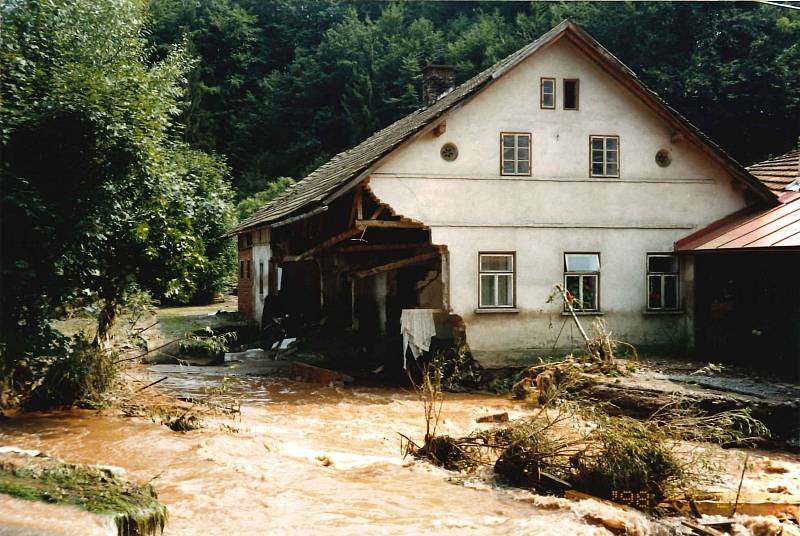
left=0, top=369, right=743, bottom=536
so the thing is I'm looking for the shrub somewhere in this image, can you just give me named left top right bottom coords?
left=571, top=415, right=686, bottom=505
left=25, top=337, right=118, bottom=410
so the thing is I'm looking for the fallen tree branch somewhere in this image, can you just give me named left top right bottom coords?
left=136, top=377, right=168, bottom=393
left=113, top=338, right=184, bottom=364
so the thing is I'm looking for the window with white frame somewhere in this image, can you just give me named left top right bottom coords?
left=479, top=253, right=515, bottom=308
left=590, top=135, right=619, bottom=177
left=647, top=254, right=679, bottom=311
left=564, top=253, right=600, bottom=312
left=501, top=133, right=531, bottom=176
left=540, top=78, right=555, bottom=109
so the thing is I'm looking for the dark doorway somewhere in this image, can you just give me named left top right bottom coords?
left=694, top=251, right=799, bottom=375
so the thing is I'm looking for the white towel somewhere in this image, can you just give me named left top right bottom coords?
left=400, top=309, right=436, bottom=369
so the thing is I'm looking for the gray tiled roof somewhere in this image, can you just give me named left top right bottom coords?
left=229, top=20, right=776, bottom=235
left=748, top=149, right=800, bottom=192
left=228, top=21, right=570, bottom=234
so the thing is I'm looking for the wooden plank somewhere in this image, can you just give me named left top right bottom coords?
left=336, top=242, right=424, bottom=253
left=440, top=248, right=450, bottom=311
left=355, top=219, right=425, bottom=229
left=369, top=204, right=387, bottom=220
left=353, top=252, right=439, bottom=278
left=285, top=228, right=362, bottom=261
left=348, top=187, right=362, bottom=227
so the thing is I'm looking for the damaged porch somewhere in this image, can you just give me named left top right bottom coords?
left=245, top=182, right=465, bottom=377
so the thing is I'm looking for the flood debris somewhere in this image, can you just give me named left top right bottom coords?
left=0, top=450, right=167, bottom=536
left=670, top=490, right=800, bottom=518
left=162, top=411, right=203, bottom=432
left=290, top=362, right=354, bottom=386
left=476, top=412, right=509, bottom=423
left=117, top=372, right=240, bottom=434
left=400, top=340, right=783, bottom=536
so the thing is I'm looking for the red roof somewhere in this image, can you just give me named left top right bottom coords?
left=676, top=196, right=800, bottom=252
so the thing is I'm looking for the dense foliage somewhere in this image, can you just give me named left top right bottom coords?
left=0, top=0, right=234, bottom=404
left=147, top=1, right=799, bottom=199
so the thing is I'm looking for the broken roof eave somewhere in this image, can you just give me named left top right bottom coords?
left=226, top=20, right=778, bottom=239
left=226, top=85, right=493, bottom=237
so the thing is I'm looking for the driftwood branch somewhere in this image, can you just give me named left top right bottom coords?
left=113, top=338, right=185, bottom=364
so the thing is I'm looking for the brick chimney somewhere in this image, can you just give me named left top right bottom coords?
left=423, top=65, right=455, bottom=106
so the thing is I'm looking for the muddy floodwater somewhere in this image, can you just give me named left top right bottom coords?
left=0, top=369, right=672, bottom=535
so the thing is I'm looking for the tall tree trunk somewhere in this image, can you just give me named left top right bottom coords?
left=93, top=300, right=117, bottom=349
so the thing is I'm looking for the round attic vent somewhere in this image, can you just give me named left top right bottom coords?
left=655, top=149, right=672, bottom=167
left=440, top=143, right=458, bottom=162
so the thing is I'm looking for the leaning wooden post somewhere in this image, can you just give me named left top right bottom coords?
left=553, top=283, right=589, bottom=344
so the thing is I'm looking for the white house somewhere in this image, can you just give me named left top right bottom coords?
left=229, top=21, right=797, bottom=368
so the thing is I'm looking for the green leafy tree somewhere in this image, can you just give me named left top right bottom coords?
left=1, top=0, right=234, bottom=353
left=236, top=177, right=295, bottom=221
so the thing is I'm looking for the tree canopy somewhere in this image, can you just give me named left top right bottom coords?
left=1, top=0, right=235, bottom=351
left=146, top=1, right=799, bottom=200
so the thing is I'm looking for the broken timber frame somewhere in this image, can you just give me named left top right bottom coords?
left=353, top=251, right=439, bottom=278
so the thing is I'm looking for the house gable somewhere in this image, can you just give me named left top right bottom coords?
left=369, top=36, right=751, bottom=229
left=227, top=20, right=775, bottom=237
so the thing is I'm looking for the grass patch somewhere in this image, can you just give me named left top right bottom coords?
left=0, top=456, right=167, bottom=535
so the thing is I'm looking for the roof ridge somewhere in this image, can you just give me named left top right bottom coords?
left=228, top=19, right=776, bottom=236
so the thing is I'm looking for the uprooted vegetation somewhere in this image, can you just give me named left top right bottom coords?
left=118, top=375, right=240, bottom=434
left=0, top=453, right=167, bottom=535
left=401, top=294, right=771, bottom=513
left=403, top=358, right=769, bottom=510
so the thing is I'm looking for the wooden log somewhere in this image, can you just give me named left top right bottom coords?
left=336, top=242, right=424, bottom=253
left=353, top=251, right=439, bottom=278
left=368, top=204, right=387, bottom=220
left=355, top=219, right=425, bottom=229
left=285, top=228, right=362, bottom=261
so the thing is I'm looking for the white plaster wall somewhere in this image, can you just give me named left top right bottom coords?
left=367, top=38, right=748, bottom=365
left=251, top=229, right=271, bottom=324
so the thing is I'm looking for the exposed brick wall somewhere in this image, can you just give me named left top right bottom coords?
left=238, top=248, right=254, bottom=320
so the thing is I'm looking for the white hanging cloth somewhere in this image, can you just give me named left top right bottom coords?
left=400, top=309, right=436, bottom=369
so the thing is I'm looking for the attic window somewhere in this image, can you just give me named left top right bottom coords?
left=540, top=78, right=555, bottom=109
left=564, top=79, right=579, bottom=110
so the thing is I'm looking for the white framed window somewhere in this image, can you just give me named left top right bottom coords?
left=540, top=78, right=555, bottom=109
left=590, top=135, right=620, bottom=177
left=479, top=253, right=515, bottom=308
left=647, top=254, right=679, bottom=311
left=564, top=253, right=600, bottom=312
left=501, top=133, right=531, bottom=176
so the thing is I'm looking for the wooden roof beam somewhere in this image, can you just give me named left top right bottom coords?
left=355, top=219, right=425, bottom=229
left=352, top=251, right=439, bottom=278
left=284, top=228, right=362, bottom=262
left=336, top=242, right=425, bottom=253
